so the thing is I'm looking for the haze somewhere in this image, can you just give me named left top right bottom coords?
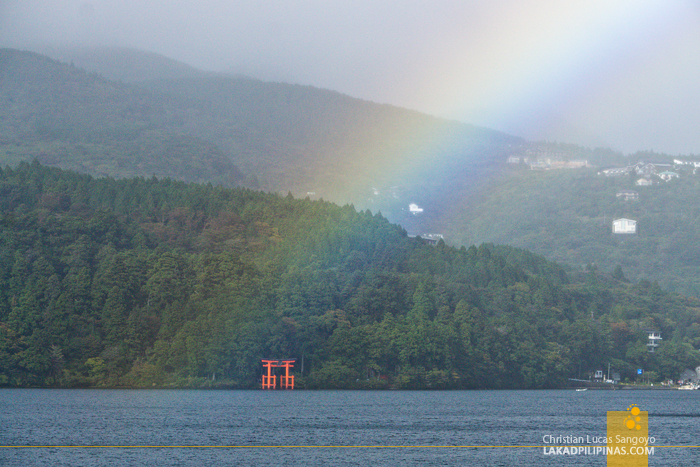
left=3, top=0, right=700, bottom=155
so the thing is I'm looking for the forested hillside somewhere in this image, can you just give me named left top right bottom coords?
left=434, top=161, right=700, bottom=299
left=1, top=163, right=698, bottom=389
left=1, top=48, right=520, bottom=209
left=0, top=49, right=246, bottom=187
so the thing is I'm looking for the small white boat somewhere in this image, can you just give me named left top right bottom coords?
left=576, top=388, right=587, bottom=392
left=678, top=383, right=699, bottom=390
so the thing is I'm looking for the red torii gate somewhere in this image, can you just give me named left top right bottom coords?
left=261, top=359, right=296, bottom=389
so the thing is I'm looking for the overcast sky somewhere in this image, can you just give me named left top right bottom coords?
left=2, top=0, right=700, bottom=155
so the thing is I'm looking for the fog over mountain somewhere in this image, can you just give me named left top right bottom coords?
left=2, top=0, right=700, bottom=155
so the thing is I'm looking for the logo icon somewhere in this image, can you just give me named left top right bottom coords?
left=607, top=404, right=650, bottom=466
left=624, top=404, right=643, bottom=430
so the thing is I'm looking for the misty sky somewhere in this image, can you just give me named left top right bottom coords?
left=2, top=0, right=700, bottom=155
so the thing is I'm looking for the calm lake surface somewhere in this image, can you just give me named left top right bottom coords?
left=1, top=389, right=699, bottom=466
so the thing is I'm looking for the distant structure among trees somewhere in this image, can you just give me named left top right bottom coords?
left=615, top=190, right=639, bottom=201
left=506, top=156, right=591, bottom=170
left=658, top=171, right=680, bottom=182
left=409, top=203, right=424, bottom=214
left=612, top=218, right=637, bottom=234
left=647, top=332, right=662, bottom=353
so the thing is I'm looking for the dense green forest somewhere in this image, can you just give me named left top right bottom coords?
left=1, top=162, right=699, bottom=389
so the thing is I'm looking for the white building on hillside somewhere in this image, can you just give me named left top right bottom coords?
left=674, top=159, right=700, bottom=168
left=409, top=203, right=424, bottom=214
left=612, top=218, right=637, bottom=234
left=680, top=366, right=700, bottom=383
left=647, top=331, right=662, bottom=353
left=657, top=171, right=679, bottom=181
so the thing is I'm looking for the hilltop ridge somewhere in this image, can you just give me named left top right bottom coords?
left=0, top=48, right=246, bottom=186
left=1, top=47, right=519, bottom=204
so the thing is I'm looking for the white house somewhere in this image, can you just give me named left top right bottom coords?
left=680, top=366, right=700, bottom=383
left=636, top=162, right=672, bottom=175
left=657, top=171, right=679, bottom=181
left=647, top=331, right=662, bottom=353
left=674, top=159, right=700, bottom=168
left=636, top=178, right=653, bottom=186
left=408, top=203, right=424, bottom=214
left=612, top=218, right=637, bottom=234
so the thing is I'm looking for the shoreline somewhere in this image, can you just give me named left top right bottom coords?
left=569, top=383, right=680, bottom=391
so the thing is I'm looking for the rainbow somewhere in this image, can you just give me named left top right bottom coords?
left=387, top=0, right=683, bottom=149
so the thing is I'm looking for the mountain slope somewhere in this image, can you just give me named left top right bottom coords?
left=6, top=47, right=699, bottom=302
left=0, top=49, right=245, bottom=186
left=435, top=161, right=700, bottom=298
left=141, top=75, right=519, bottom=200
left=14, top=47, right=522, bottom=208
left=39, top=46, right=212, bottom=83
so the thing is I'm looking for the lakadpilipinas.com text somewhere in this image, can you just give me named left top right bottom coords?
left=542, top=435, right=655, bottom=456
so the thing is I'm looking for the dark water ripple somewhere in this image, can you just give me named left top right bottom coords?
left=1, top=389, right=698, bottom=466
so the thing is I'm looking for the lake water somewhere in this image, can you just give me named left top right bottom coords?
left=1, top=389, right=698, bottom=466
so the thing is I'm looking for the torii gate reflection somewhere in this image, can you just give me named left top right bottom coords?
left=261, top=359, right=295, bottom=389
